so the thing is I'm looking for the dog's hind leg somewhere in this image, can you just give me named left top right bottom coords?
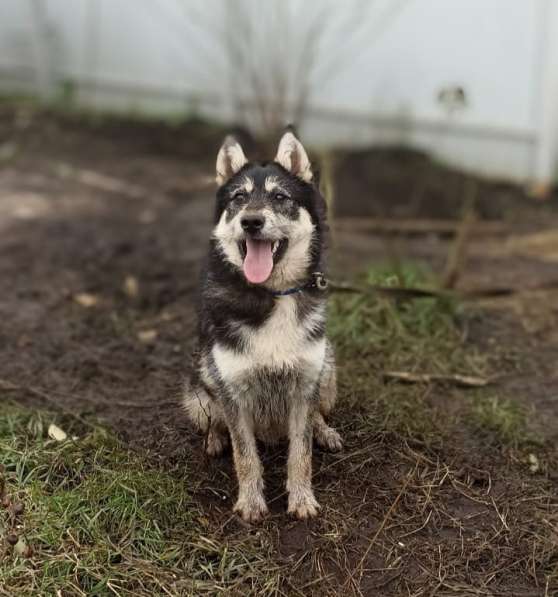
left=314, top=348, right=342, bottom=452
left=205, top=424, right=229, bottom=457
left=313, top=411, right=343, bottom=452
left=318, top=341, right=337, bottom=416
left=183, top=384, right=229, bottom=457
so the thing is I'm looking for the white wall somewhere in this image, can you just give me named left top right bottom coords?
left=1, top=0, right=557, bottom=184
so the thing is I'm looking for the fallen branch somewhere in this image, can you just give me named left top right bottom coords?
left=383, top=371, right=492, bottom=388
left=329, top=281, right=446, bottom=300
left=334, top=217, right=507, bottom=237
left=329, top=278, right=558, bottom=301
left=462, top=279, right=558, bottom=298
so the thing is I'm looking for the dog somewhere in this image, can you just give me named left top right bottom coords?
left=183, top=130, right=342, bottom=522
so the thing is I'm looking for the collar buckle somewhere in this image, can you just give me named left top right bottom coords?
left=312, top=272, right=328, bottom=291
left=271, top=272, right=328, bottom=297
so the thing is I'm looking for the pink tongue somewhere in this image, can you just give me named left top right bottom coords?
left=243, top=238, right=274, bottom=284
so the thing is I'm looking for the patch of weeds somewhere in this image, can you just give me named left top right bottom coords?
left=329, top=262, right=487, bottom=440
left=0, top=406, right=284, bottom=596
left=329, top=262, right=462, bottom=365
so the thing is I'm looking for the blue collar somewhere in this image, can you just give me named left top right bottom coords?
left=270, top=272, right=328, bottom=297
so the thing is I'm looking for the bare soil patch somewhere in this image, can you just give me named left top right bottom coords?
left=0, top=105, right=557, bottom=595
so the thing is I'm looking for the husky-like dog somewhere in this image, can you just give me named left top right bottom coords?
left=184, top=131, right=342, bottom=522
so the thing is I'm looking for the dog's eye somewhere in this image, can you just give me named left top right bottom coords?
left=232, top=191, right=247, bottom=201
left=274, top=192, right=287, bottom=201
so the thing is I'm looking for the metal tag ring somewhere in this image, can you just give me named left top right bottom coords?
left=314, top=273, right=328, bottom=291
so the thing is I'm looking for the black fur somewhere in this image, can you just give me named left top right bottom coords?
left=197, top=162, right=329, bottom=356
left=184, top=134, right=341, bottom=522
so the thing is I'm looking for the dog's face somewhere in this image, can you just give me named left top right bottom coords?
left=212, top=132, right=324, bottom=290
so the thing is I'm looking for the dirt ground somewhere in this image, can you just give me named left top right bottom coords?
left=1, top=104, right=557, bottom=595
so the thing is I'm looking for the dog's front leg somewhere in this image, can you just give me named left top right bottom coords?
left=228, top=406, right=268, bottom=523
left=287, top=398, right=319, bottom=519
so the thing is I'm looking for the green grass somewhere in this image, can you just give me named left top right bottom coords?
left=329, top=263, right=462, bottom=365
left=0, top=408, right=282, bottom=596
left=328, top=263, right=488, bottom=439
left=1, top=262, right=543, bottom=595
left=469, top=394, right=531, bottom=446
left=327, top=263, right=542, bottom=451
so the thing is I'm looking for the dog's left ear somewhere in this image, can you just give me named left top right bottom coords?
left=216, top=136, right=248, bottom=186
left=274, top=132, right=313, bottom=182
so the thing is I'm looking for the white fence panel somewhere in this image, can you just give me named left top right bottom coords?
left=0, top=0, right=556, bottom=183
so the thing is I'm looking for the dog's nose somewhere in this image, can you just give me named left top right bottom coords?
left=241, top=215, right=265, bottom=234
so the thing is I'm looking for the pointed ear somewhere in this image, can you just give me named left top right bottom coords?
left=274, top=132, right=313, bottom=182
left=216, top=136, right=248, bottom=186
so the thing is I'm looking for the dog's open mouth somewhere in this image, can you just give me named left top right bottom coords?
left=239, top=238, right=288, bottom=284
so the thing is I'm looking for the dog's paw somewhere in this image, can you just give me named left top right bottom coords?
left=288, top=489, right=320, bottom=520
left=233, top=493, right=268, bottom=523
left=315, top=426, right=343, bottom=453
left=205, top=429, right=229, bottom=457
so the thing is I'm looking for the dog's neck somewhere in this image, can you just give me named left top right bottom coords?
left=269, top=272, right=328, bottom=297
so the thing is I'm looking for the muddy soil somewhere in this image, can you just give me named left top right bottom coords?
left=1, top=106, right=557, bottom=595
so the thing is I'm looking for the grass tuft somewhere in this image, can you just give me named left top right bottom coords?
left=1, top=261, right=553, bottom=595
left=0, top=407, right=283, bottom=596
left=328, top=263, right=486, bottom=439
left=469, top=394, right=530, bottom=446
left=329, top=263, right=463, bottom=367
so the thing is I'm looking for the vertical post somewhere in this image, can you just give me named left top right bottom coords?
left=531, top=0, right=558, bottom=195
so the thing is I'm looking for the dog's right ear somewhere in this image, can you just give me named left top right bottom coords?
left=216, top=136, right=248, bottom=186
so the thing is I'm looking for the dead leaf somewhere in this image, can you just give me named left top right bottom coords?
left=74, top=293, right=99, bottom=308
left=14, top=537, right=28, bottom=556
left=528, top=453, right=540, bottom=473
left=137, top=329, right=157, bottom=343
left=48, top=423, right=68, bottom=442
left=124, top=275, right=139, bottom=298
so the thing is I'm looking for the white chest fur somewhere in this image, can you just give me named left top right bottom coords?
left=212, top=295, right=326, bottom=382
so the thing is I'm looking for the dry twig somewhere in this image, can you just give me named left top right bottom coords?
left=383, top=371, right=492, bottom=388
left=334, top=217, right=507, bottom=237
